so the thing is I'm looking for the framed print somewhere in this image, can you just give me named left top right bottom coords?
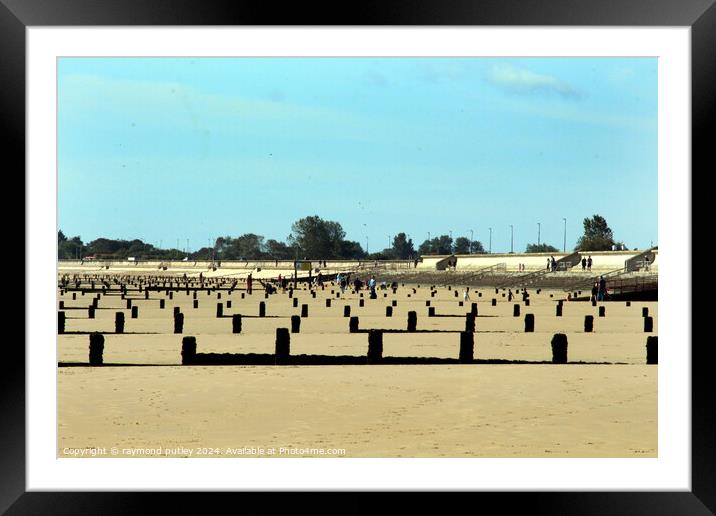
left=7, top=0, right=713, bottom=514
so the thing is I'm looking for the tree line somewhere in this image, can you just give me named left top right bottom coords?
left=58, top=214, right=629, bottom=261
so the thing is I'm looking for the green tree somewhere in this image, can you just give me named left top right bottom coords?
left=391, top=233, right=415, bottom=259
left=58, top=230, right=84, bottom=259
left=264, top=239, right=294, bottom=260
left=339, top=240, right=366, bottom=259
left=230, top=233, right=265, bottom=260
left=453, top=237, right=471, bottom=254
left=526, top=243, right=560, bottom=253
left=288, top=215, right=347, bottom=259
left=470, top=240, right=486, bottom=254
left=417, top=235, right=453, bottom=255
left=575, top=215, right=616, bottom=251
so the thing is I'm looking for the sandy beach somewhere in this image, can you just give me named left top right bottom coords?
left=58, top=275, right=657, bottom=458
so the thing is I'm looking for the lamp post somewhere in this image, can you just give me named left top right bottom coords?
left=537, top=223, right=541, bottom=246
left=563, top=218, right=567, bottom=253
left=489, top=227, right=492, bottom=254
left=469, top=229, right=474, bottom=254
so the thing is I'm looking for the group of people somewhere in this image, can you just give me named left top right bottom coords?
left=591, top=276, right=609, bottom=301
left=547, top=256, right=558, bottom=271
left=581, top=256, right=593, bottom=271
left=334, top=272, right=381, bottom=297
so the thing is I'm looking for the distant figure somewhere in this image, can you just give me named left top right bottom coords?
left=340, top=275, right=347, bottom=294
left=598, top=276, right=607, bottom=301
left=508, top=289, right=513, bottom=302
left=246, top=273, right=253, bottom=294
left=550, top=256, right=557, bottom=272
left=591, top=282, right=599, bottom=303
left=414, top=258, right=419, bottom=268
left=463, top=287, right=470, bottom=301
left=587, top=256, right=592, bottom=271
left=567, top=293, right=572, bottom=301
left=581, top=257, right=587, bottom=270
left=317, top=272, right=323, bottom=286
left=547, top=258, right=551, bottom=271
left=644, top=256, right=650, bottom=271
left=354, top=277, right=362, bottom=291
left=368, top=275, right=376, bottom=295
left=522, top=288, right=530, bottom=302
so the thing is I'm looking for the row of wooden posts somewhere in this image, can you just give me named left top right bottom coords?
left=82, top=331, right=658, bottom=366
left=58, top=301, right=656, bottom=335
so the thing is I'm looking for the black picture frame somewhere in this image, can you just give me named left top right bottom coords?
left=6, top=1, right=711, bottom=514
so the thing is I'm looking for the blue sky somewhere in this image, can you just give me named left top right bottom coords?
left=58, top=57, right=657, bottom=253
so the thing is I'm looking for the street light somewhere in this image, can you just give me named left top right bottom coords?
left=469, top=229, right=474, bottom=254
left=489, top=227, right=492, bottom=254
left=563, top=218, right=567, bottom=253
left=537, top=223, right=541, bottom=246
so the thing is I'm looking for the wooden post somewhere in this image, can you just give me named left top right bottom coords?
left=551, top=334, right=568, bottom=364
left=646, top=336, right=658, bottom=364
left=644, top=316, right=654, bottom=333
left=275, top=328, right=290, bottom=364
left=584, top=315, right=594, bottom=332
left=89, top=333, right=104, bottom=366
left=115, top=312, right=125, bottom=333
left=524, top=314, right=534, bottom=332
left=367, top=330, right=383, bottom=363
left=291, top=315, right=301, bottom=333
left=407, top=311, right=417, bottom=332
left=174, top=312, right=184, bottom=334
left=459, top=331, right=474, bottom=363
left=181, top=336, right=196, bottom=365
left=349, top=316, right=360, bottom=333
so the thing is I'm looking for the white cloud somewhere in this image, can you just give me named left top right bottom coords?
left=485, top=64, right=583, bottom=100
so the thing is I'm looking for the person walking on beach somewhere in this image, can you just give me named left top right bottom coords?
left=368, top=275, right=376, bottom=296
left=550, top=256, right=557, bottom=272
left=591, top=282, right=599, bottom=303
left=522, top=288, right=530, bottom=302
left=508, top=289, right=513, bottom=302
left=547, top=258, right=551, bottom=271
left=581, top=257, right=587, bottom=270
left=246, top=273, right=253, bottom=295
left=463, top=287, right=470, bottom=301
left=587, top=256, right=592, bottom=271
left=598, top=276, right=607, bottom=301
